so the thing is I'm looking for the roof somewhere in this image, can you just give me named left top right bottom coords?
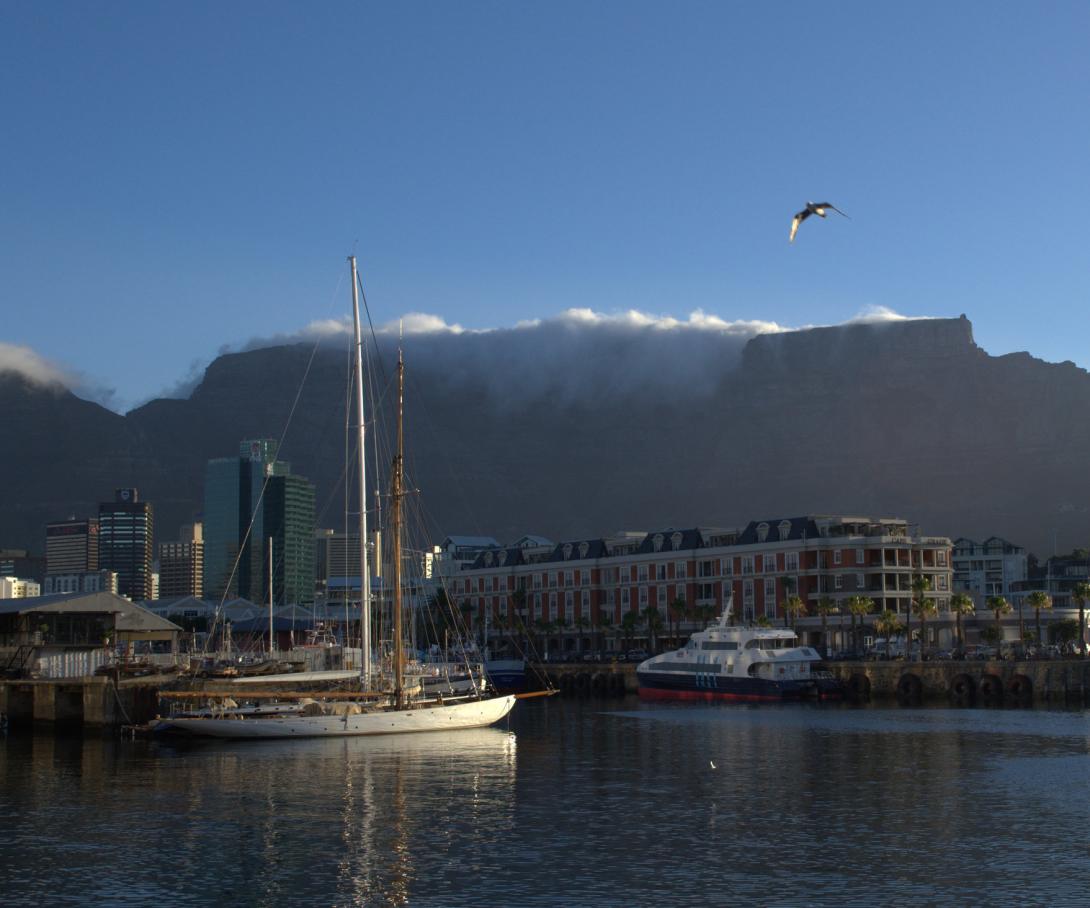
left=0, top=591, right=182, bottom=632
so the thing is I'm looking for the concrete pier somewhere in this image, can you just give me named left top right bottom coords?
left=1, top=675, right=173, bottom=729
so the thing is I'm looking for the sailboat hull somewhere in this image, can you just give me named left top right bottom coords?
left=153, top=695, right=517, bottom=739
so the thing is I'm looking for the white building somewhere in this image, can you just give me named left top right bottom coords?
left=951, top=537, right=1027, bottom=609
left=43, top=570, right=119, bottom=596
left=0, top=577, right=41, bottom=599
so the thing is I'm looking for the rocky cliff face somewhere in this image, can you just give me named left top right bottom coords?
left=3, top=316, right=1088, bottom=556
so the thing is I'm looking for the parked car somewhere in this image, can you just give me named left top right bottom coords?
left=625, top=649, right=650, bottom=663
left=581, top=650, right=603, bottom=663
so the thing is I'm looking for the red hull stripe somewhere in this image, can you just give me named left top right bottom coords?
left=638, top=687, right=788, bottom=703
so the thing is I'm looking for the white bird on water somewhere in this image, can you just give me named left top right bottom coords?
left=789, top=201, right=849, bottom=243
left=709, top=760, right=717, bottom=770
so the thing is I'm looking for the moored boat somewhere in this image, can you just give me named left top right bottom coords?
left=636, top=600, right=841, bottom=702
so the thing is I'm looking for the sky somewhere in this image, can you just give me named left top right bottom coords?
left=2, top=1, right=1089, bottom=412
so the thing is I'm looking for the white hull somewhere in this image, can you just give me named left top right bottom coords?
left=154, top=695, right=517, bottom=739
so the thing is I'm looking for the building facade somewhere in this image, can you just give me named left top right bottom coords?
left=42, top=570, right=119, bottom=595
left=951, top=537, right=1027, bottom=608
left=98, top=489, right=154, bottom=601
left=450, top=515, right=953, bottom=656
left=203, top=440, right=315, bottom=605
left=0, top=577, right=41, bottom=599
left=158, top=523, right=204, bottom=599
left=45, top=519, right=99, bottom=576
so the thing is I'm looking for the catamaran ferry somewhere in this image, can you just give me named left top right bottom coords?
left=636, top=604, right=841, bottom=702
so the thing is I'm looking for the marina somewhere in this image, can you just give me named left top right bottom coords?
left=4, top=696, right=1090, bottom=906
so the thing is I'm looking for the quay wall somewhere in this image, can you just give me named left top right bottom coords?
left=0, top=676, right=170, bottom=729
left=534, top=659, right=1090, bottom=704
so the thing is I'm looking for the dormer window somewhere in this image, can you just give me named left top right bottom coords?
left=671, top=532, right=683, bottom=550
left=653, top=534, right=664, bottom=552
left=562, top=543, right=573, bottom=560
left=778, top=520, right=791, bottom=541
left=578, top=542, right=589, bottom=559
left=757, top=523, right=769, bottom=543
left=498, top=551, right=507, bottom=566
left=484, top=552, right=493, bottom=566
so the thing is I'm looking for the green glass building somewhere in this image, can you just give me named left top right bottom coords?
left=202, top=439, right=309, bottom=604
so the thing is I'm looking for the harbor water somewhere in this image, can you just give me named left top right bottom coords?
left=2, top=698, right=1090, bottom=906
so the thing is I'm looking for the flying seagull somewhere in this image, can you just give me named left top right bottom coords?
left=709, top=760, right=717, bottom=770
left=789, top=201, right=849, bottom=243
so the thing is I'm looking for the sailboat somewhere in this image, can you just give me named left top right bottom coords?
left=153, top=256, right=517, bottom=738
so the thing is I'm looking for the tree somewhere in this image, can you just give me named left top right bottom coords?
left=782, top=595, right=807, bottom=638
left=756, top=615, right=772, bottom=628
left=949, top=593, right=975, bottom=652
left=573, top=615, right=590, bottom=655
left=909, top=575, right=933, bottom=661
left=620, top=610, right=640, bottom=651
left=874, top=609, right=905, bottom=659
left=846, top=595, right=873, bottom=654
left=669, top=597, right=688, bottom=648
left=815, top=596, right=838, bottom=657
left=642, top=606, right=664, bottom=652
left=1050, top=618, right=1079, bottom=649
left=1072, top=581, right=1090, bottom=658
left=1026, top=591, right=1052, bottom=657
left=986, top=595, right=1013, bottom=652
left=911, top=594, right=938, bottom=659
left=511, top=587, right=528, bottom=650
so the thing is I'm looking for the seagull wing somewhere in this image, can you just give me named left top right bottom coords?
left=789, top=210, right=809, bottom=243
left=814, top=202, right=850, bottom=219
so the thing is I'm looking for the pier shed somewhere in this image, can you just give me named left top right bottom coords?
left=0, top=591, right=182, bottom=679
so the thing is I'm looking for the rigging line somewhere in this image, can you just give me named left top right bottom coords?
left=210, top=270, right=345, bottom=640
left=355, top=268, right=388, bottom=386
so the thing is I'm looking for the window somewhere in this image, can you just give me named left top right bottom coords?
left=499, top=596, right=508, bottom=619
left=741, top=556, right=754, bottom=576
left=785, top=552, right=799, bottom=572
left=565, top=597, right=574, bottom=623
left=764, top=576, right=776, bottom=601
left=549, top=592, right=557, bottom=619
left=856, top=548, right=865, bottom=565
left=638, top=564, right=649, bottom=582
left=675, top=584, right=685, bottom=603
left=722, top=558, right=733, bottom=577
left=639, top=587, right=648, bottom=606
left=622, top=587, right=630, bottom=606
left=763, top=554, right=777, bottom=573
left=658, top=586, right=667, bottom=607
left=582, top=590, right=590, bottom=608
left=656, top=563, right=667, bottom=580
left=699, top=582, right=717, bottom=601
left=534, top=593, right=542, bottom=619
left=834, top=574, right=843, bottom=590
left=834, top=550, right=843, bottom=565
left=606, top=589, right=615, bottom=607
left=856, top=573, right=865, bottom=589
left=937, top=551, right=947, bottom=566
left=676, top=561, right=687, bottom=579
left=764, top=587, right=776, bottom=619
left=581, top=569, right=590, bottom=586
left=564, top=570, right=574, bottom=587
left=937, top=575, right=948, bottom=591
left=757, top=522, right=769, bottom=542
left=778, top=520, right=791, bottom=541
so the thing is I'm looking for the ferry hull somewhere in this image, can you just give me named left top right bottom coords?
left=636, top=671, right=817, bottom=702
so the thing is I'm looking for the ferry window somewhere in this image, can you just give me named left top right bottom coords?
left=701, top=641, right=738, bottom=650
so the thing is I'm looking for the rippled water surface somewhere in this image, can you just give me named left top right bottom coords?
left=3, top=699, right=1090, bottom=907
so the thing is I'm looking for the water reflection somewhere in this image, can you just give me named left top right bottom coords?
left=3, top=704, right=1090, bottom=906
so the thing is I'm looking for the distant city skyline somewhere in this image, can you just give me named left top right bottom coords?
left=3, top=2, right=1089, bottom=411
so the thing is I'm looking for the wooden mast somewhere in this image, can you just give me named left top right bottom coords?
left=392, top=347, right=405, bottom=708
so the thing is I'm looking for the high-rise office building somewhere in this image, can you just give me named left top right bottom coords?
left=203, top=440, right=314, bottom=604
left=98, top=488, right=154, bottom=601
left=159, top=523, right=204, bottom=599
left=265, top=474, right=316, bottom=606
left=45, top=518, right=99, bottom=575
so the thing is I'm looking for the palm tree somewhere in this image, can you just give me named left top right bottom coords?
left=756, top=615, right=772, bottom=628
left=782, top=595, right=807, bottom=639
left=511, top=587, right=528, bottom=650
left=642, top=606, right=664, bottom=653
left=911, top=594, right=938, bottom=659
left=668, top=597, right=687, bottom=648
left=846, top=595, right=873, bottom=654
left=620, top=610, right=640, bottom=651
left=1026, top=590, right=1053, bottom=656
left=815, top=596, right=837, bottom=658
left=949, top=593, right=975, bottom=653
left=573, top=615, right=590, bottom=656
left=909, top=575, right=933, bottom=661
left=1072, top=581, right=1090, bottom=658
left=874, top=609, right=905, bottom=659
left=986, top=595, right=1013, bottom=653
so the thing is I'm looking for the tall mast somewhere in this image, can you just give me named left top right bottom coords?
left=349, top=256, right=371, bottom=689
left=392, top=347, right=405, bottom=708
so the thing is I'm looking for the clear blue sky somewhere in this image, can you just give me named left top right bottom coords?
left=3, top=2, right=1088, bottom=410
